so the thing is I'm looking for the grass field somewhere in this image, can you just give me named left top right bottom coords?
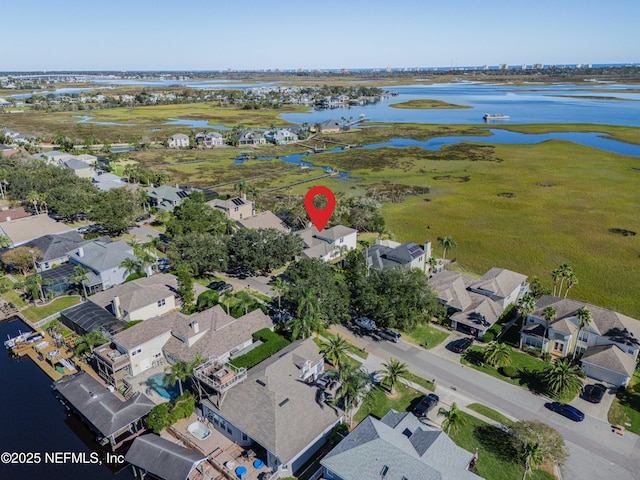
left=609, top=371, right=640, bottom=435
left=389, top=99, right=472, bottom=109
left=21, top=296, right=81, bottom=322
left=400, top=323, right=450, bottom=349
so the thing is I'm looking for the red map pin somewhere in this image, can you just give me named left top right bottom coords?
left=304, top=186, right=336, bottom=231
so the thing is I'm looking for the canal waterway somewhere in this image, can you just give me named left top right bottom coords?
left=0, top=318, right=134, bottom=480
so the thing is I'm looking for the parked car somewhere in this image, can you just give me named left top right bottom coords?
left=451, top=338, right=473, bottom=354
left=207, top=281, right=233, bottom=294
left=355, top=317, right=376, bottom=331
left=316, top=372, right=332, bottom=389
left=583, top=383, right=607, bottom=404
left=412, top=393, right=440, bottom=417
left=546, top=402, right=585, bottom=422
left=157, top=258, right=170, bottom=272
left=379, top=329, right=402, bottom=343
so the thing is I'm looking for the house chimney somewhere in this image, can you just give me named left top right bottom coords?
left=113, top=296, right=122, bottom=319
left=5, top=216, right=10, bottom=222
left=241, top=193, right=247, bottom=201
left=78, top=246, right=84, bottom=257
left=191, top=321, right=199, bottom=334
left=424, top=241, right=432, bottom=259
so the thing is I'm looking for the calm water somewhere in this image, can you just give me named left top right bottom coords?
left=0, top=318, right=135, bottom=480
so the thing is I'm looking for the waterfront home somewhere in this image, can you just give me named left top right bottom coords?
left=67, top=238, right=146, bottom=292
left=125, top=434, right=208, bottom=480
left=147, top=185, right=192, bottom=211
left=236, top=129, right=266, bottom=146
left=207, top=194, right=255, bottom=221
left=63, top=158, right=94, bottom=178
left=54, top=372, right=155, bottom=450
left=264, top=128, right=299, bottom=145
left=320, top=120, right=341, bottom=133
left=60, top=301, right=127, bottom=338
left=520, top=295, right=640, bottom=387
left=88, top=273, right=179, bottom=322
left=236, top=210, right=290, bottom=233
left=195, top=131, right=224, bottom=148
left=195, top=339, right=344, bottom=476
left=20, top=230, right=85, bottom=271
left=366, top=239, right=431, bottom=273
left=0, top=213, right=72, bottom=246
left=429, top=267, right=528, bottom=338
left=321, top=410, right=482, bottom=480
left=297, top=225, right=357, bottom=262
left=168, top=133, right=189, bottom=149
left=94, top=305, right=271, bottom=389
left=92, top=172, right=126, bottom=192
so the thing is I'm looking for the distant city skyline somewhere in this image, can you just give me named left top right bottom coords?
left=2, top=0, right=638, bottom=71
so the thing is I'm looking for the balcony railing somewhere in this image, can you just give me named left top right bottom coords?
left=193, top=357, right=247, bottom=393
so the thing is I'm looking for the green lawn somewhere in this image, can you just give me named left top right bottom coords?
left=403, top=371, right=436, bottom=392
left=609, top=371, right=640, bottom=435
left=21, top=296, right=81, bottom=322
left=2, top=290, right=28, bottom=308
left=401, top=323, right=450, bottom=349
left=466, top=403, right=513, bottom=426
left=353, top=382, right=422, bottom=424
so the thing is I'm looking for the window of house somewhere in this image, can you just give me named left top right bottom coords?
left=339, top=237, right=344, bottom=243
left=242, top=433, right=248, bottom=441
left=575, top=345, right=586, bottom=357
left=578, top=331, right=589, bottom=342
left=131, top=348, right=142, bottom=356
left=226, top=424, right=232, bottom=434
left=153, top=352, right=162, bottom=358
left=157, top=298, right=166, bottom=307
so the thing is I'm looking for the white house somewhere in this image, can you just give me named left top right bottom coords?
left=366, top=240, right=431, bottom=272
left=298, top=225, right=357, bottom=262
left=168, top=133, right=189, bottom=149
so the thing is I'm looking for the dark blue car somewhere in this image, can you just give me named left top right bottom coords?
left=547, top=402, right=585, bottom=422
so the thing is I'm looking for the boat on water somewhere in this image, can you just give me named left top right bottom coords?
left=483, top=113, right=510, bottom=120
left=4, top=331, right=32, bottom=349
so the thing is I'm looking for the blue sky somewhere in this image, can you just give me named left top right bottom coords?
left=2, top=0, right=638, bottom=71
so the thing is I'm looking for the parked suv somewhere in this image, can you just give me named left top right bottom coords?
left=379, top=329, right=402, bottom=343
left=451, top=338, right=472, bottom=354
left=355, top=317, right=376, bottom=331
left=583, top=383, right=607, bottom=404
left=412, top=393, right=440, bottom=417
left=207, top=281, right=233, bottom=294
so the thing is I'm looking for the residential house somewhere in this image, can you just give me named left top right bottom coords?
left=88, top=273, right=179, bottom=322
left=60, top=301, right=127, bottom=338
left=195, top=339, right=344, bottom=476
left=236, top=210, right=290, bottom=233
left=264, top=128, right=299, bottom=145
left=0, top=213, right=72, bottom=246
left=520, top=295, right=640, bottom=387
left=92, top=172, right=126, bottom=192
left=125, top=434, right=208, bottom=480
left=321, top=410, right=482, bottom=480
left=168, top=133, right=190, bottom=149
left=297, top=225, right=357, bottom=262
left=0, top=206, right=30, bottom=223
left=366, top=239, right=431, bottom=272
left=195, top=131, right=224, bottom=148
left=31, top=150, right=76, bottom=166
left=63, top=158, right=94, bottom=178
left=148, top=185, right=192, bottom=211
left=94, top=305, right=271, bottom=389
left=207, top=195, right=255, bottom=221
left=21, top=230, right=85, bottom=271
left=236, top=129, right=266, bottom=146
left=76, top=153, right=98, bottom=166
left=429, top=267, right=528, bottom=338
left=54, top=372, right=154, bottom=449
left=320, top=120, right=342, bottom=133
left=67, top=238, right=146, bottom=292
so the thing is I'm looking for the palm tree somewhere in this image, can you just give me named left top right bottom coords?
left=541, top=306, right=556, bottom=355
left=164, top=360, right=192, bottom=396
left=542, top=358, right=585, bottom=397
left=272, top=277, right=288, bottom=312
left=0, top=234, right=11, bottom=248
left=73, top=331, right=107, bottom=357
left=27, top=191, right=41, bottom=214
left=332, top=365, right=370, bottom=427
left=71, top=265, right=90, bottom=299
left=551, top=268, right=562, bottom=297
left=564, top=272, right=578, bottom=299
left=427, top=256, right=438, bottom=275
left=483, top=342, right=513, bottom=368
left=572, top=307, right=592, bottom=360
left=233, top=181, right=247, bottom=197
left=220, top=289, right=233, bottom=315
left=290, top=289, right=320, bottom=339
left=556, top=264, right=573, bottom=298
left=235, top=291, right=254, bottom=316
left=379, top=358, right=410, bottom=395
left=120, top=257, right=142, bottom=278
left=320, top=335, right=349, bottom=370
left=522, top=440, right=544, bottom=480
left=437, top=236, right=457, bottom=261
left=438, top=402, right=463, bottom=437
left=144, top=235, right=163, bottom=264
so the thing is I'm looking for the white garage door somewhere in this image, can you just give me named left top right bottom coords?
left=581, top=362, right=625, bottom=387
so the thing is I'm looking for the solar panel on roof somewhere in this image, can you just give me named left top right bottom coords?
left=231, top=198, right=244, bottom=206
left=176, top=191, right=190, bottom=198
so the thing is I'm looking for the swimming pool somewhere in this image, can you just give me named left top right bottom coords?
left=147, top=373, right=181, bottom=400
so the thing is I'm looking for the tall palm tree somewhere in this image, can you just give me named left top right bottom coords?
left=438, top=402, right=463, bottom=437
left=522, top=440, right=544, bottom=480
left=437, top=236, right=457, bottom=261
left=234, top=181, right=247, bottom=197
left=551, top=268, right=562, bottom=297
left=556, top=264, right=573, bottom=298
left=235, top=291, right=254, bottom=316
left=572, top=307, right=592, bottom=360
left=332, top=365, right=370, bottom=427
left=320, top=335, right=349, bottom=371
left=120, top=257, right=142, bottom=278
left=542, top=358, right=585, bottom=397
left=71, top=265, right=90, bottom=299
left=517, top=294, right=536, bottom=349
left=564, top=272, right=578, bottom=299
left=272, top=277, right=288, bottom=312
left=541, top=306, right=556, bottom=354
left=220, top=289, right=233, bottom=315
left=144, top=235, right=163, bottom=264
left=73, top=331, right=107, bottom=357
left=483, top=342, right=513, bottom=368
left=379, top=358, right=410, bottom=395
left=164, top=360, right=191, bottom=396
left=27, top=191, right=41, bottom=214
left=427, top=256, right=438, bottom=275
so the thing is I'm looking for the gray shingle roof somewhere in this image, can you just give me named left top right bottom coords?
left=321, top=411, right=482, bottom=480
left=88, top=273, right=178, bottom=312
left=54, top=373, right=154, bottom=438
left=67, top=239, right=135, bottom=273
left=125, top=434, right=206, bottom=480
left=209, top=339, right=343, bottom=465
left=22, top=231, right=84, bottom=262
left=64, top=158, right=92, bottom=171
left=581, top=344, right=637, bottom=376
left=470, top=267, right=527, bottom=298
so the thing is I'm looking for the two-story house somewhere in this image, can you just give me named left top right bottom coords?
left=195, top=131, right=224, bottom=148
left=264, top=128, right=299, bottom=145
left=520, top=296, right=640, bottom=387
left=21, top=230, right=85, bottom=271
left=147, top=185, right=192, bottom=211
left=206, top=195, right=255, bottom=221
left=297, top=225, right=357, bottom=262
left=236, top=129, right=266, bottom=146
left=366, top=240, right=432, bottom=272
left=194, top=339, right=344, bottom=477
left=168, top=133, right=189, bottom=149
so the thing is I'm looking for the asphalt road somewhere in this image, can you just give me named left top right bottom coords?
left=330, top=324, right=640, bottom=480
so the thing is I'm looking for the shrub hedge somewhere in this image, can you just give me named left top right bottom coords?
left=230, top=328, right=290, bottom=369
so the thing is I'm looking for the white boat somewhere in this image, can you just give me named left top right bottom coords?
left=483, top=113, right=510, bottom=120
left=4, top=331, right=32, bottom=349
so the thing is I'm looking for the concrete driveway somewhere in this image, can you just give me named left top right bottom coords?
left=128, top=224, right=161, bottom=242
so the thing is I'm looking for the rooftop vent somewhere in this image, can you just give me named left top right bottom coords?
left=278, top=398, right=290, bottom=407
